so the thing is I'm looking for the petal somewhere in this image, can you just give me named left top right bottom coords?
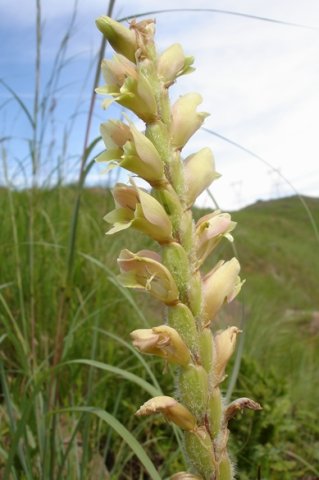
left=137, top=187, right=173, bottom=238
left=136, top=396, right=197, bottom=431
left=157, top=43, right=194, bottom=84
left=100, top=120, right=132, bottom=149
left=184, top=147, right=221, bottom=206
left=196, top=211, right=236, bottom=265
left=203, top=258, right=242, bottom=322
left=103, top=207, right=134, bottom=234
left=117, top=249, right=179, bottom=304
left=171, top=93, right=209, bottom=149
left=129, top=123, right=164, bottom=178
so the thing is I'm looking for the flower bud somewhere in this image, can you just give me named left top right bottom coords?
left=199, top=328, right=214, bottom=375
left=136, top=396, right=197, bottom=431
left=195, top=211, right=236, bottom=266
left=145, top=120, right=171, bottom=163
left=130, top=325, right=191, bottom=366
left=117, top=249, right=179, bottom=305
left=178, top=365, right=208, bottom=420
left=184, top=428, right=215, bottom=479
left=168, top=304, right=198, bottom=354
left=184, top=148, right=220, bottom=207
left=157, top=43, right=194, bottom=85
left=218, top=454, right=234, bottom=480
left=104, top=183, right=173, bottom=243
left=162, top=243, right=190, bottom=301
left=207, top=388, right=223, bottom=438
left=96, top=16, right=137, bottom=63
left=214, top=327, right=241, bottom=382
left=171, top=93, right=209, bottom=149
left=188, top=271, right=202, bottom=318
left=203, top=258, right=243, bottom=324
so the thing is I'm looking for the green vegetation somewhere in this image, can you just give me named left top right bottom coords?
left=1, top=3, right=319, bottom=477
left=0, top=187, right=318, bottom=478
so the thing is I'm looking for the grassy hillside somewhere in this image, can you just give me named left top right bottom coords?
left=0, top=187, right=318, bottom=479
left=223, top=196, right=319, bottom=407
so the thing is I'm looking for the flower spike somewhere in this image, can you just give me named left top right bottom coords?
left=96, top=14, right=260, bottom=479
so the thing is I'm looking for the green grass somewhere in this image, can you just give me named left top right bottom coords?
left=2, top=1, right=318, bottom=477
left=0, top=186, right=318, bottom=478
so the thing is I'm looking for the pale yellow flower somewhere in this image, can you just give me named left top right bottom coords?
left=130, top=325, right=190, bottom=365
left=136, top=396, right=197, bottom=431
left=117, top=249, right=179, bottom=305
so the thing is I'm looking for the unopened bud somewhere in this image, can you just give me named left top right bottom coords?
left=162, top=243, right=190, bottom=301
left=184, top=428, right=215, bottom=479
left=218, top=454, right=234, bottom=480
left=179, top=365, right=208, bottom=420
left=207, top=388, right=223, bottom=438
left=96, top=16, right=137, bottom=62
left=168, top=304, right=199, bottom=354
left=199, top=328, right=214, bottom=375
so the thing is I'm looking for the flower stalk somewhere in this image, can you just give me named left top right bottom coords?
left=96, top=15, right=261, bottom=479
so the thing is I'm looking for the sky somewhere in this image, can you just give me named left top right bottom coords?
left=1, top=0, right=319, bottom=211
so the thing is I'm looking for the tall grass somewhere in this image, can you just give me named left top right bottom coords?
left=0, top=1, right=318, bottom=478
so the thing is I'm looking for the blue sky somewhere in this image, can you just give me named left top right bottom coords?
left=1, top=0, right=319, bottom=210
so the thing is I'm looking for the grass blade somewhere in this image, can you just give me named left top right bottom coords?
left=66, top=359, right=161, bottom=397
left=60, top=407, right=162, bottom=480
left=118, top=9, right=319, bottom=30
left=0, top=79, right=35, bottom=128
left=202, top=127, right=319, bottom=243
left=94, top=328, right=161, bottom=392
